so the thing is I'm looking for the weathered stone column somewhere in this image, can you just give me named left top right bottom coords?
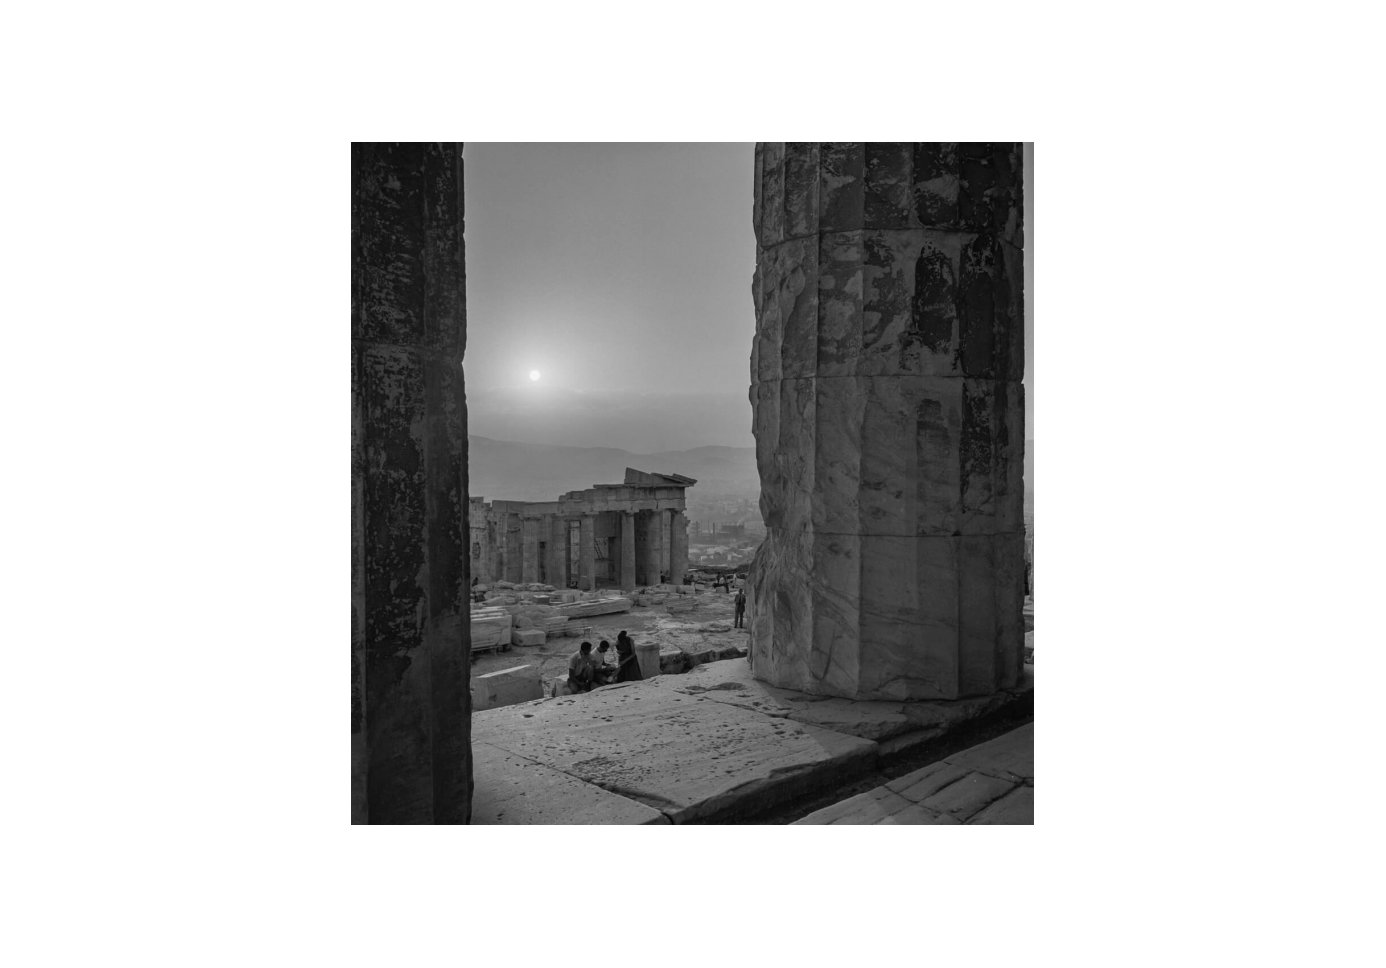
left=749, top=142, right=1025, bottom=701
left=579, top=514, right=596, bottom=591
left=669, top=510, right=689, bottom=585
left=520, top=515, right=540, bottom=584
left=547, top=515, right=567, bottom=587
left=641, top=510, right=664, bottom=585
left=620, top=511, right=637, bottom=588
left=351, top=142, right=470, bottom=823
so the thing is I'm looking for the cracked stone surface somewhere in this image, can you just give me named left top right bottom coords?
left=793, top=721, right=1033, bottom=824
left=471, top=678, right=877, bottom=824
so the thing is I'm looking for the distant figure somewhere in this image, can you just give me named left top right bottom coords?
left=568, top=641, right=596, bottom=693
left=733, top=588, right=746, bottom=628
left=593, top=640, right=615, bottom=685
left=615, top=637, right=643, bottom=683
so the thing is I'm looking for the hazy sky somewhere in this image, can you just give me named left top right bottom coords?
left=462, top=143, right=1033, bottom=453
left=463, top=143, right=757, bottom=451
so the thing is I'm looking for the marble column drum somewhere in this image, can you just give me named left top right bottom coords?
left=748, top=142, right=1025, bottom=701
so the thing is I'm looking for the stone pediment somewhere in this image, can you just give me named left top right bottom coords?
left=623, top=467, right=697, bottom=488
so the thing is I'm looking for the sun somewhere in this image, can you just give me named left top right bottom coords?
left=528, top=369, right=541, bottom=382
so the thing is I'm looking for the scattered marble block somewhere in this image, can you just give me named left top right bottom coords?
left=470, top=607, right=513, bottom=651
left=473, top=665, right=543, bottom=711
left=511, top=628, right=546, bottom=647
left=635, top=642, right=661, bottom=680
left=555, top=596, right=632, bottom=619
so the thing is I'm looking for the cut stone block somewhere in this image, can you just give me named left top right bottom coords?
left=634, top=642, right=661, bottom=680
left=469, top=607, right=514, bottom=651
left=510, top=628, right=546, bottom=647
left=968, top=785, right=1034, bottom=825
left=471, top=665, right=543, bottom=711
left=555, top=596, right=633, bottom=619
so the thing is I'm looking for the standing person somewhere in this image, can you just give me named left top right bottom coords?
left=567, top=641, right=596, bottom=693
left=733, top=588, right=746, bottom=629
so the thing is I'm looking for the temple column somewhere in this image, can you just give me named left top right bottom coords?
left=579, top=514, right=596, bottom=591
left=351, top=142, right=470, bottom=824
left=520, top=515, right=540, bottom=584
left=749, top=142, right=1025, bottom=701
left=641, top=510, right=664, bottom=585
left=620, top=511, right=637, bottom=588
left=548, top=515, right=567, bottom=587
left=669, top=510, right=688, bottom=585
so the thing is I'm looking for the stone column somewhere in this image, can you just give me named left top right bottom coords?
left=521, top=515, right=540, bottom=584
left=620, top=511, right=637, bottom=589
left=579, top=514, right=597, bottom=591
left=669, top=510, right=689, bottom=585
left=351, top=142, right=470, bottom=824
left=548, top=515, right=567, bottom=587
left=641, top=510, right=664, bottom=585
left=749, top=142, right=1025, bottom=701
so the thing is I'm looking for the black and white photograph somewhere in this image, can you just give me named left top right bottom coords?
left=351, top=142, right=1035, bottom=824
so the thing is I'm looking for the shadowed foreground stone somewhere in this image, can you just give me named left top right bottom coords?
left=794, top=722, right=1033, bottom=825
left=351, top=142, right=471, bottom=823
left=749, top=142, right=1025, bottom=701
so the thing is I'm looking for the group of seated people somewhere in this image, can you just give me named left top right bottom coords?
left=567, top=631, right=643, bottom=692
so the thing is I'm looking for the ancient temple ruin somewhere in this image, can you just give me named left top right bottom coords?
left=470, top=468, right=695, bottom=589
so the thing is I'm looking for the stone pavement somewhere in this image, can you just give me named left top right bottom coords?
left=470, top=656, right=1032, bottom=824
left=792, top=722, right=1033, bottom=824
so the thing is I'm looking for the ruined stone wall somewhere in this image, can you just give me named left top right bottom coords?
left=749, top=143, right=1025, bottom=701
left=351, top=142, right=471, bottom=823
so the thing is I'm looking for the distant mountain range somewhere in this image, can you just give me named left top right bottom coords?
left=468, top=436, right=759, bottom=504
left=469, top=434, right=1036, bottom=510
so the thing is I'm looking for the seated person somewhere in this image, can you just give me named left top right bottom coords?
left=614, top=638, right=643, bottom=682
left=592, top=640, right=616, bottom=685
left=567, top=641, right=597, bottom=693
